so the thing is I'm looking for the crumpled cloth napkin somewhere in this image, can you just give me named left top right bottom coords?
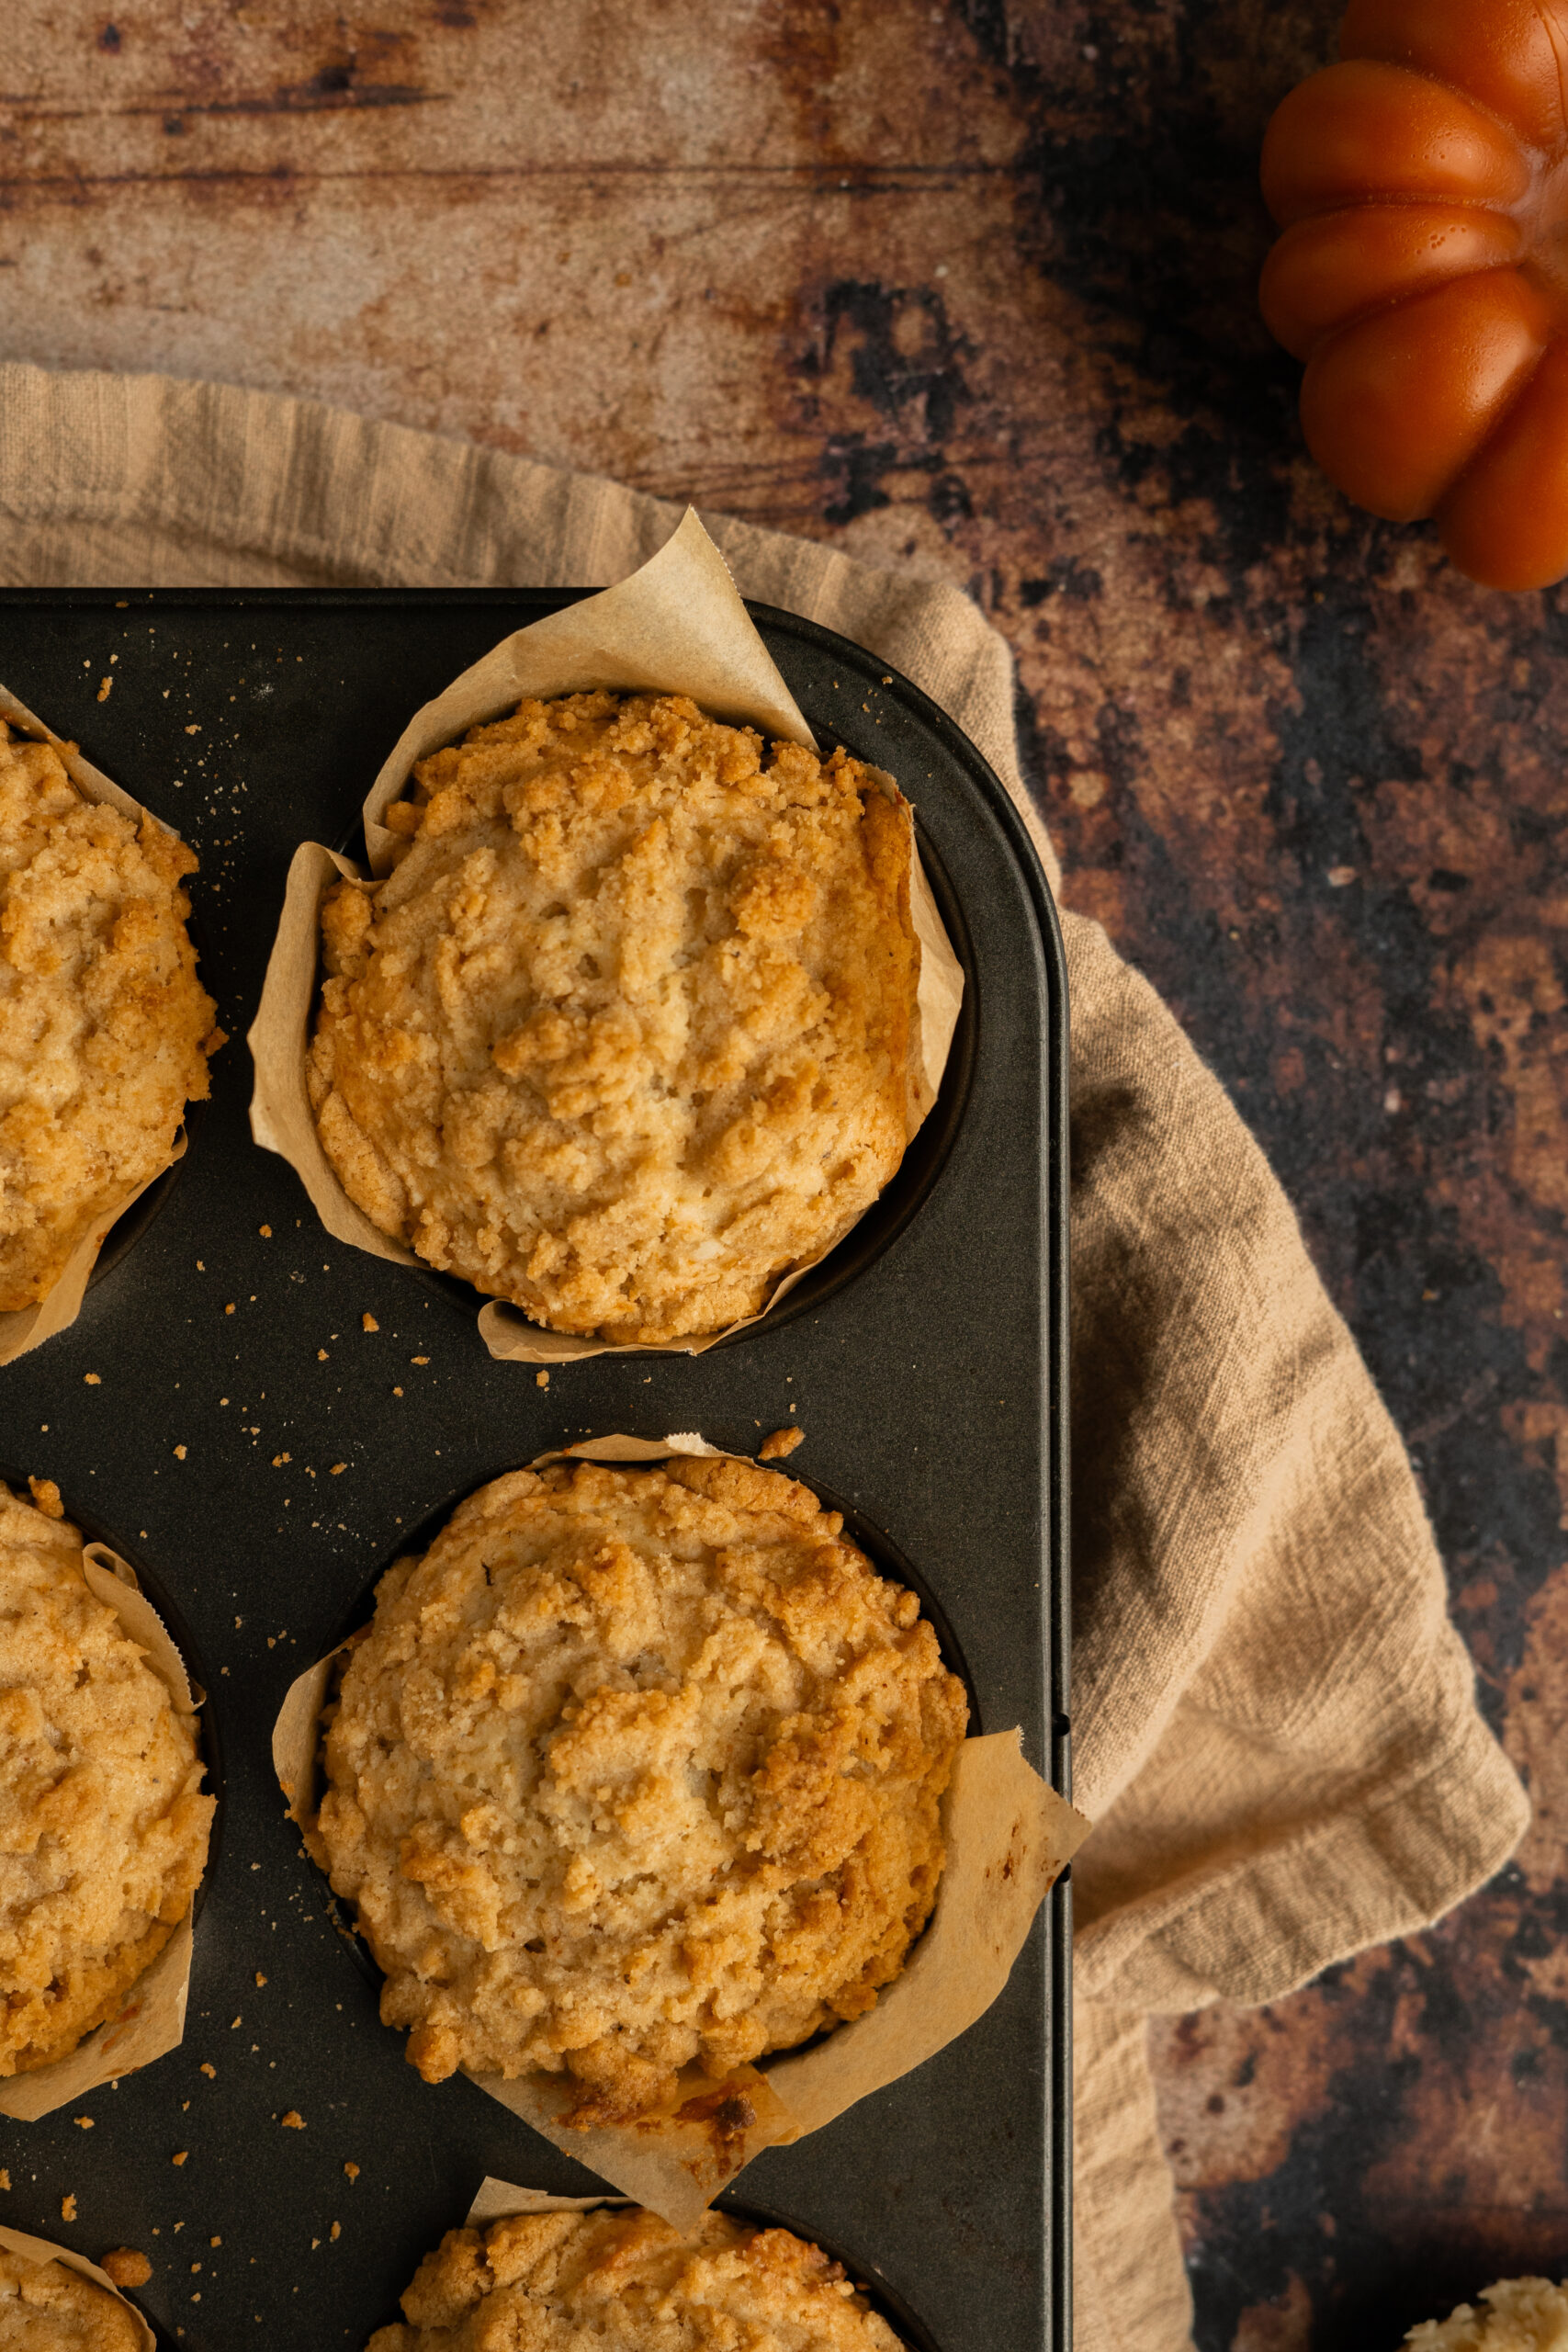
left=0, top=358, right=1529, bottom=2352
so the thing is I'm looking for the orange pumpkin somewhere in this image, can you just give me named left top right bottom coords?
left=1260, top=0, right=1568, bottom=590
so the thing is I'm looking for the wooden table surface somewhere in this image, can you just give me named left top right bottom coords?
left=4, top=5, right=1567, bottom=2346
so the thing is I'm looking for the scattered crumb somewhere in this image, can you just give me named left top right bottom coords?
left=209, top=2237, right=220, bottom=2248
left=84, top=1373, right=101, bottom=1385
left=344, top=2162, right=359, bottom=2181
left=330, top=1463, right=346, bottom=1476
left=185, top=724, right=199, bottom=735
left=255, top=1973, right=267, bottom=1987
left=62, top=2194, right=77, bottom=2222
left=361, top=1312, right=378, bottom=1332
left=172, top=2151, right=187, bottom=2166
left=28, top=1476, right=63, bottom=1518
left=259, top=1225, right=272, bottom=1238
left=101, top=2249, right=152, bottom=2290
left=330, top=2222, right=341, bottom=2242
left=199, top=2063, right=216, bottom=2079
left=271, top=1453, right=291, bottom=1466
left=281, top=2110, right=304, bottom=2130
left=759, top=1425, right=805, bottom=1460
left=174, top=1444, right=187, bottom=1461
left=224, top=1303, right=235, bottom=1316
left=0, top=2170, right=9, bottom=2190
left=317, top=1349, right=329, bottom=1362
left=412, top=1355, right=429, bottom=1365
left=96, top=677, right=112, bottom=702
left=392, top=1385, right=403, bottom=1396
left=536, top=1370, right=549, bottom=1389
left=73, top=2115, right=94, bottom=2129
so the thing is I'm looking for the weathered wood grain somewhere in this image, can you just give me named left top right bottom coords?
left=3, top=6, right=1566, bottom=2346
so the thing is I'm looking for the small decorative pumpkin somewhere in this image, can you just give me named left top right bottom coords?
left=1261, top=0, right=1568, bottom=590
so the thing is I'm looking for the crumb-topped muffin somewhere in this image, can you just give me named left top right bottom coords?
left=0, top=722, right=217, bottom=1313
left=367, top=2206, right=904, bottom=2352
left=0, top=1485, right=213, bottom=2076
left=316, top=1455, right=966, bottom=2123
left=1405, top=2278, right=1568, bottom=2349
left=308, top=691, right=919, bottom=1343
left=0, top=2248, right=144, bottom=2351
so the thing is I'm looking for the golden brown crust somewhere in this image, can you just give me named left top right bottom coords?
left=0, top=1486, right=214, bottom=2078
left=0, top=723, right=217, bottom=1314
left=309, top=691, right=919, bottom=1343
left=1405, top=2278, right=1568, bottom=2350
left=317, top=1457, right=966, bottom=2120
left=366, top=2208, right=904, bottom=2350
left=0, top=2249, right=144, bottom=2351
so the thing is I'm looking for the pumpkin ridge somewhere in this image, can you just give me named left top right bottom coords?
left=1533, top=2, right=1568, bottom=148
left=1445, top=336, right=1554, bottom=490
left=1301, top=254, right=1529, bottom=362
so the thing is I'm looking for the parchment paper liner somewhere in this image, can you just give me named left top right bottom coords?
left=273, top=1434, right=1089, bottom=2229
left=0, top=1535, right=208, bottom=2122
left=0, top=685, right=194, bottom=1367
left=247, top=510, right=966, bottom=1364
left=0, top=2227, right=156, bottom=2351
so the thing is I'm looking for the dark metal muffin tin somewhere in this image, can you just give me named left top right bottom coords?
left=0, top=589, right=1069, bottom=2352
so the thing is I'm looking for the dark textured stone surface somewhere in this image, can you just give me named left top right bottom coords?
left=2, top=5, right=1566, bottom=2343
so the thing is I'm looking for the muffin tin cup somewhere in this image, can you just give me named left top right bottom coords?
left=246, top=511, right=965, bottom=1365
left=270, top=1433, right=1087, bottom=2227
left=0, top=684, right=208, bottom=1368
left=0, top=1518, right=216, bottom=2122
left=0, top=2225, right=157, bottom=2350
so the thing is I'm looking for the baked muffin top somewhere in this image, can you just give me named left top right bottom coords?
left=316, top=1455, right=966, bottom=2123
left=367, top=2207, right=904, bottom=2352
left=1405, top=2278, right=1568, bottom=2349
left=0, top=1486, right=214, bottom=2077
left=308, top=691, right=919, bottom=1343
left=0, top=2250, right=144, bottom=2352
left=0, top=723, right=216, bottom=1314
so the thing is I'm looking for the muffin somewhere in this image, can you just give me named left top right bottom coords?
left=308, top=691, right=919, bottom=1343
left=0, top=721, right=218, bottom=1313
left=1405, top=2278, right=1568, bottom=2348
left=0, top=2248, right=144, bottom=2351
left=0, top=1485, right=214, bottom=2075
left=367, top=2206, right=904, bottom=2352
left=316, top=1455, right=966, bottom=2123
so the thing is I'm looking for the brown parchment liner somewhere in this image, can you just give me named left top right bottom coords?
left=0, top=684, right=195, bottom=1368
left=246, top=510, right=965, bottom=1365
left=0, top=1537, right=208, bottom=2123
left=0, top=2226, right=156, bottom=2351
left=272, top=1435, right=1089, bottom=2230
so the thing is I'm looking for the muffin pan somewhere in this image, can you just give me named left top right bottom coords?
left=0, top=588, right=1069, bottom=2350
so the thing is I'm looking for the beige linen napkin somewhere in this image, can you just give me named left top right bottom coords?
left=0, top=358, right=1529, bottom=2352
